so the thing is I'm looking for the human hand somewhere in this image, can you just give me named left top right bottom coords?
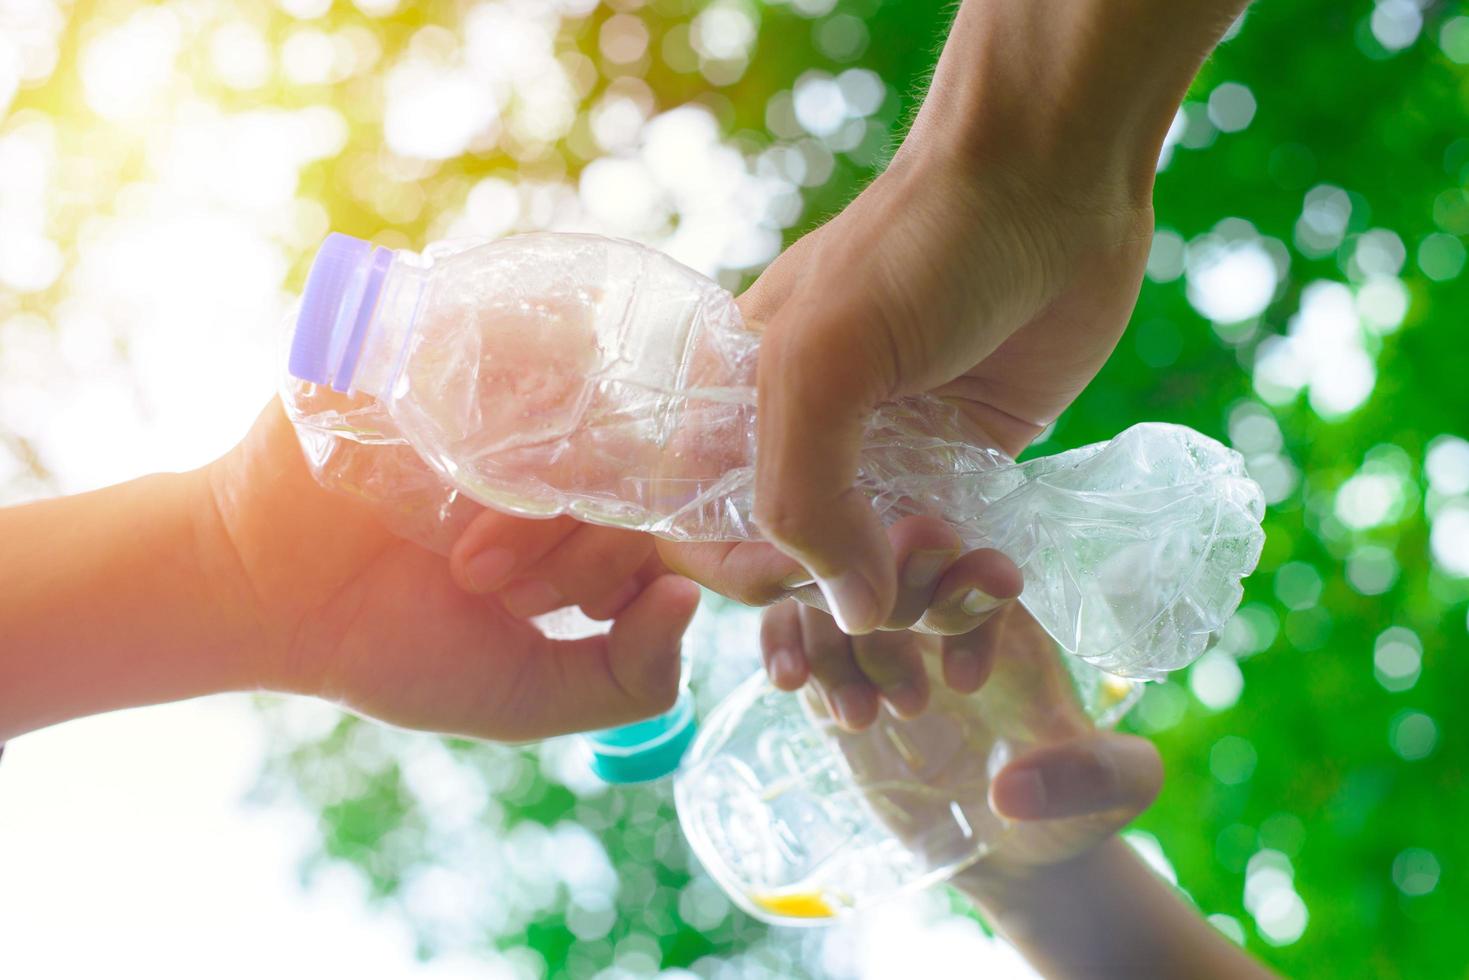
left=648, top=242, right=1037, bottom=708
left=742, top=137, right=1152, bottom=636
left=763, top=601, right=1161, bottom=885
left=204, top=398, right=700, bottom=741
left=449, top=503, right=1022, bottom=719
left=725, top=0, right=1253, bottom=640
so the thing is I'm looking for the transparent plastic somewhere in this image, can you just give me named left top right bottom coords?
left=284, top=232, right=1266, bottom=678
left=281, top=381, right=605, bottom=641
left=674, top=627, right=1140, bottom=926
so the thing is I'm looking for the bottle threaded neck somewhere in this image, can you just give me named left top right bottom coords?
left=288, top=233, right=395, bottom=394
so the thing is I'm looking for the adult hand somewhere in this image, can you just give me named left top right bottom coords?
left=731, top=0, right=1258, bottom=637
left=743, top=139, right=1151, bottom=636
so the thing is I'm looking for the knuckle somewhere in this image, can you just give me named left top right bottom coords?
left=733, top=579, right=783, bottom=607
left=719, top=558, right=790, bottom=609
left=752, top=498, right=815, bottom=550
left=882, top=607, right=921, bottom=631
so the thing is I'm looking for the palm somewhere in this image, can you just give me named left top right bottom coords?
left=287, top=530, right=560, bottom=738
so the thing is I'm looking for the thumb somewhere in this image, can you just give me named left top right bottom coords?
left=515, top=575, right=701, bottom=738
left=753, top=300, right=896, bottom=635
left=989, top=733, right=1163, bottom=823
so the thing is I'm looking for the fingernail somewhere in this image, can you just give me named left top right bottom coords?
left=996, top=768, right=1048, bottom=820
left=817, top=570, right=880, bottom=635
left=780, top=570, right=816, bottom=590
left=770, top=648, right=804, bottom=688
left=960, top=588, right=1001, bottom=617
left=463, top=547, right=516, bottom=593
left=902, top=549, right=954, bottom=591
left=500, top=579, right=564, bottom=619
left=829, top=685, right=874, bottom=730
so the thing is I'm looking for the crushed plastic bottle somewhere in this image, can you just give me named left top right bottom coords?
left=285, top=231, right=1265, bottom=679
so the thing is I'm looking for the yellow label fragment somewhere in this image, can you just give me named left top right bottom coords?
left=751, top=891, right=835, bottom=919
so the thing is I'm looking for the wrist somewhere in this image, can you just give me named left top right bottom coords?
left=191, top=454, right=292, bottom=694
left=200, top=398, right=402, bottom=701
left=903, top=0, right=1249, bottom=204
left=952, top=834, right=1126, bottom=919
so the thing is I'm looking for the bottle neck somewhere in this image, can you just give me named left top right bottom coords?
left=349, top=258, right=426, bottom=400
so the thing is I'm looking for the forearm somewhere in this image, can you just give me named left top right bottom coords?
left=0, top=470, right=266, bottom=740
left=903, top=0, right=1252, bottom=196
left=956, top=837, right=1276, bottom=979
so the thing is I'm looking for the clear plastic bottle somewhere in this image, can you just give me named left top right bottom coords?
left=671, top=616, right=1141, bottom=926
left=286, top=231, right=1265, bottom=677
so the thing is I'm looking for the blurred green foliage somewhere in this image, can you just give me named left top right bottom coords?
left=264, top=0, right=1469, bottom=975
left=69, top=0, right=1454, bottom=975
left=1120, top=2, right=1468, bottom=975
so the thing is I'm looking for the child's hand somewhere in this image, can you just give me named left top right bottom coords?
left=205, top=399, right=700, bottom=741
left=760, top=601, right=1162, bottom=882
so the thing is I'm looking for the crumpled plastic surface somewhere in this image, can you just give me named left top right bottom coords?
left=281, top=375, right=611, bottom=642
left=285, top=232, right=1266, bottom=678
left=282, top=380, right=477, bottom=557
left=964, top=423, right=1266, bottom=677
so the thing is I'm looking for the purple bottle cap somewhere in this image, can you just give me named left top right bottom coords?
left=288, top=232, right=394, bottom=393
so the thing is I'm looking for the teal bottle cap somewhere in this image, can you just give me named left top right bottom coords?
left=584, top=690, right=697, bottom=784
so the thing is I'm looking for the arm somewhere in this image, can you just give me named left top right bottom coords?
left=0, top=399, right=700, bottom=743
left=0, top=470, right=262, bottom=740
left=957, top=838, right=1274, bottom=980
left=905, top=0, right=1250, bottom=199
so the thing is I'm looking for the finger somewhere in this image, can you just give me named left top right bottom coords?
left=850, top=629, right=930, bottom=719
left=940, top=613, right=1005, bottom=694
left=498, top=524, right=654, bottom=619
left=884, top=515, right=963, bottom=629
left=754, top=306, right=896, bottom=636
left=760, top=600, right=810, bottom=691
left=518, top=575, right=701, bottom=737
left=736, top=229, right=820, bottom=323
left=799, top=604, right=880, bottom=731
left=450, top=510, right=580, bottom=594
left=918, top=549, right=1024, bottom=636
left=657, top=539, right=809, bottom=607
left=579, top=554, right=671, bottom=621
left=989, top=733, right=1164, bottom=822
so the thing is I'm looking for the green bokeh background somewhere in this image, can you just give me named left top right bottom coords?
left=13, top=0, right=1469, bottom=976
